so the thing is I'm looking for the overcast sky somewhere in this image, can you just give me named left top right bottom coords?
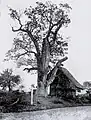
left=0, top=0, right=91, bottom=90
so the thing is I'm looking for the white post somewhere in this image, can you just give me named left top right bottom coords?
left=31, top=87, right=33, bottom=105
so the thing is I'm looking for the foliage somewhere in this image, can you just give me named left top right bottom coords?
left=18, top=85, right=25, bottom=92
left=83, top=81, right=91, bottom=88
left=0, top=69, right=21, bottom=91
left=5, top=1, right=71, bottom=69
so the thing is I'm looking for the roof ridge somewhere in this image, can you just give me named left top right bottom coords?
left=60, top=67, right=84, bottom=89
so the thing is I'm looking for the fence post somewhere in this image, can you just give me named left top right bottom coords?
left=30, top=86, right=34, bottom=105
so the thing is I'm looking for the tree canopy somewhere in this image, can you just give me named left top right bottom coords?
left=0, top=69, right=21, bottom=91
left=83, top=81, right=91, bottom=88
left=6, top=1, right=71, bottom=68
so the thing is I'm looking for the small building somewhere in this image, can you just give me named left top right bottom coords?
left=87, top=88, right=91, bottom=95
left=49, top=67, right=84, bottom=99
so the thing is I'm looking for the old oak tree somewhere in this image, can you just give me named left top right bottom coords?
left=6, top=2, right=71, bottom=98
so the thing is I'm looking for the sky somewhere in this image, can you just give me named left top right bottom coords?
left=0, top=0, right=91, bottom=91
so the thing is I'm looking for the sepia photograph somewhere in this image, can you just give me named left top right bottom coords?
left=0, top=0, right=91, bottom=119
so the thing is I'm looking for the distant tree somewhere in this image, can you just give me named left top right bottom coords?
left=0, top=69, right=21, bottom=91
left=18, top=84, right=25, bottom=92
left=5, top=1, right=71, bottom=97
left=83, top=81, right=91, bottom=88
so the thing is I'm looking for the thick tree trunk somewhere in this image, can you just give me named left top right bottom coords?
left=36, top=38, right=50, bottom=98
left=36, top=71, right=48, bottom=97
left=37, top=81, right=48, bottom=97
left=35, top=72, right=48, bottom=104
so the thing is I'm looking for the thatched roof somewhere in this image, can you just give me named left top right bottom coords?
left=47, top=66, right=84, bottom=89
left=58, top=67, right=84, bottom=89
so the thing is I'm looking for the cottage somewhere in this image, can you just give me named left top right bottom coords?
left=49, top=67, right=84, bottom=99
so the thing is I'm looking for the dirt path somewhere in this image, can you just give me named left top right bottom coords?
left=0, top=106, right=91, bottom=120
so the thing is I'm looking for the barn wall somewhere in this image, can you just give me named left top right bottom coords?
left=49, top=69, right=77, bottom=98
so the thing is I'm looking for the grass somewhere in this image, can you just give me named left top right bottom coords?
left=0, top=91, right=91, bottom=113
left=0, top=96, right=91, bottom=113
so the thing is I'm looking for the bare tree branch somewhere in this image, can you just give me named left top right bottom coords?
left=12, top=27, right=27, bottom=33
left=16, top=51, right=37, bottom=59
left=12, top=26, right=40, bottom=56
left=52, top=22, right=63, bottom=44
left=27, top=31, right=40, bottom=55
left=16, top=52, right=28, bottom=59
left=46, top=17, right=64, bottom=45
left=23, top=67, right=38, bottom=72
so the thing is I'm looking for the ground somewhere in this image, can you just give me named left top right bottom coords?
left=0, top=95, right=91, bottom=113
left=0, top=91, right=91, bottom=113
left=0, top=106, right=91, bottom=120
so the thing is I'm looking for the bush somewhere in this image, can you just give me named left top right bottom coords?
left=0, top=91, right=22, bottom=106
